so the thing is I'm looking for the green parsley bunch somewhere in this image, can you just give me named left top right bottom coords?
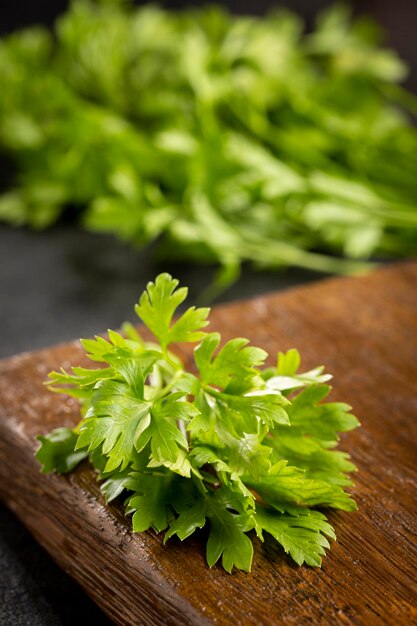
left=1, top=1, right=417, bottom=290
left=37, top=274, right=359, bottom=572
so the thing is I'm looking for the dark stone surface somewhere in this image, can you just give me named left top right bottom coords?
left=0, top=224, right=322, bottom=359
left=0, top=223, right=322, bottom=625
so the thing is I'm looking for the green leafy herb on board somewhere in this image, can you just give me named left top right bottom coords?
left=36, top=273, right=359, bottom=572
left=1, top=2, right=417, bottom=289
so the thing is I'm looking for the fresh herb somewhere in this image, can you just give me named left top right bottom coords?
left=36, top=273, right=359, bottom=572
left=1, top=2, right=417, bottom=290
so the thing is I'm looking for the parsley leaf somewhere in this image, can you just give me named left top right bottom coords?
left=141, top=393, right=198, bottom=477
left=195, top=332, right=267, bottom=393
left=126, top=473, right=174, bottom=533
left=36, top=428, right=87, bottom=474
left=135, top=273, right=209, bottom=350
left=256, top=506, right=336, bottom=567
left=164, top=496, right=207, bottom=543
left=247, top=461, right=357, bottom=512
left=206, top=492, right=254, bottom=573
left=76, top=380, right=151, bottom=473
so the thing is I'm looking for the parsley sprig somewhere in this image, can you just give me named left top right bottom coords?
left=36, top=273, right=359, bottom=572
left=1, top=2, right=417, bottom=291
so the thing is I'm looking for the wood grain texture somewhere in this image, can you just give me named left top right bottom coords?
left=1, top=261, right=416, bottom=626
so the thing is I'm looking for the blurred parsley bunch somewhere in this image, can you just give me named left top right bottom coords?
left=1, top=1, right=417, bottom=288
left=37, top=274, right=359, bottom=572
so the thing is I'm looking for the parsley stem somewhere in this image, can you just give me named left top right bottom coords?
left=240, top=239, right=375, bottom=275
left=154, top=369, right=184, bottom=401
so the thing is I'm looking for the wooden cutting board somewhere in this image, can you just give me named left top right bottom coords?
left=0, top=262, right=416, bottom=626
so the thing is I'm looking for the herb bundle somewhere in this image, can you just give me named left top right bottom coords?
left=1, top=1, right=417, bottom=288
left=37, top=274, right=359, bottom=572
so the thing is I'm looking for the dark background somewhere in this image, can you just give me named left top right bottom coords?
left=1, top=0, right=417, bottom=93
left=0, top=1, right=416, bottom=624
